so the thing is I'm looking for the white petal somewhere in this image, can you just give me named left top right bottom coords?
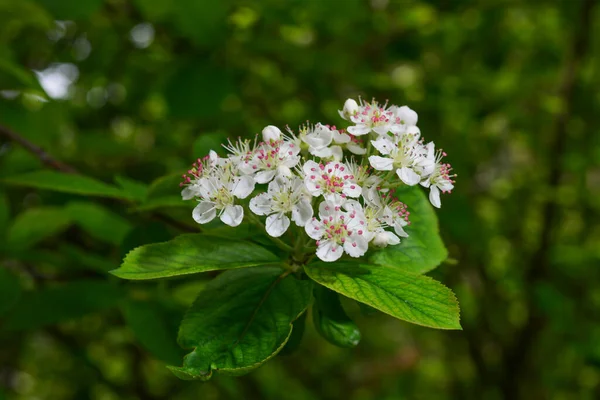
left=369, top=156, right=394, bottom=171
left=249, top=193, right=272, bottom=216
left=343, top=181, right=362, bottom=198
left=310, top=146, right=333, bottom=158
left=232, top=175, right=255, bottom=198
left=330, top=145, right=343, bottom=161
left=344, top=234, right=368, bottom=258
left=373, top=231, right=400, bottom=247
left=262, top=125, right=282, bottom=142
left=429, top=185, right=441, bottom=208
left=396, top=105, right=418, bottom=126
left=394, top=222, right=409, bottom=238
left=371, top=137, right=394, bottom=155
left=347, top=125, right=370, bottom=136
left=333, top=130, right=351, bottom=144
left=302, top=160, right=320, bottom=176
left=316, top=240, right=343, bottom=262
left=304, top=179, right=322, bottom=196
left=372, top=125, right=390, bottom=136
left=181, top=186, right=198, bottom=200
left=347, top=143, right=366, bottom=155
left=291, top=199, right=313, bottom=227
left=406, top=125, right=421, bottom=138
left=305, top=218, right=324, bottom=240
left=265, top=213, right=290, bottom=237
left=192, top=201, right=217, bottom=224
left=398, top=167, right=421, bottom=186
left=318, top=201, right=339, bottom=218
left=254, top=170, right=276, bottom=184
left=220, top=205, right=244, bottom=227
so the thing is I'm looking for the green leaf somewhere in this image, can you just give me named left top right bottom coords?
left=168, top=267, right=312, bottom=380
left=122, top=300, right=184, bottom=365
left=111, top=233, right=280, bottom=280
left=114, top=175, right=148, bottom=203
left=0, top=268, right=21, bottom=316
left=305, top=263, right=461, bottom=330
left=279, top=311, right=307, bottom=355
left=65, top=201, right=132, bottom=246
left=2, top=281, right=123, bottom=331
left=312, top=285, right=361, bottom=348
left=369, top=186, right=448, bottom=274
left=1, top=171, right=127, bottom=199
left=6, top=206, right=71, bottom=251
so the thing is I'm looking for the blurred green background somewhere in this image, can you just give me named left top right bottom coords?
left=1, top=0, right=599, bottom=399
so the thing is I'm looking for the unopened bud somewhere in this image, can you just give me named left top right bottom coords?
left=262, top=125, right=281, bottom=142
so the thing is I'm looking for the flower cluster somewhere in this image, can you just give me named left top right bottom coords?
left=181, top=98, right=455, bottom=262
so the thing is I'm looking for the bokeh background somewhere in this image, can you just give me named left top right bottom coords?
left=1, top=0, right=599, bottom=399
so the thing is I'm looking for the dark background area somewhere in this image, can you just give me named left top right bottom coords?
left=1, top=0, right=599, bottom=399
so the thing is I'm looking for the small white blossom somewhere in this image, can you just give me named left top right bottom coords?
left=305, top=201, right=369, bottom=261
left=249, top=176, right=313, bottom=237
left=191, top=162, right=255, bottom=227
left=180, top=150, right=221, bottom=200
left=303, top=160, right=361, bottom=204
left=262, top=125, right=282, bottom=142
left=368, top=131, right=427, bottom=186
left=239, top=135, right=300, bottom=183
left=420, top=150, right=455, bottom=208
left=341, top=99, right=399, bottom=136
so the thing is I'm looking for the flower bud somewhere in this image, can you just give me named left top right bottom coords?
left=343, top=98, right=359, bottom=118
left=262, top=125, right=281, bottom=142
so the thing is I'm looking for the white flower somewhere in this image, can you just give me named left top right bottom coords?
left=262, top=125, right=282, bottom=142
left=238, top=136, right=300, bottom=184
left=420, top=152, right=455, bottom=208
left=393, top=105, right=418, bottom=127
left=305, top=201, right=369, bottom=261
left=191, top=162, right=255, bottom=227
left=249, top=176, right=313, bottom=237
left=368, top=132, right=427, bottom=186
left=343, top=200, right=404, bottom=248
left=342, top=99, right=399, bottom=136
left=303, top=160, right=362, bottom=204
left=180, top=150, right=221, bottom=200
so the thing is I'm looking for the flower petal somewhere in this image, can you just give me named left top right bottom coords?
left=262, top=125, right=282, bottom=142
left=343, top=181, right=362, bottom=198
left=316, top=240, right=343, bottom=262
left=255, top=170, right=277, bottom=184
left=192, top=201, right=217, bottom=224
left=249, top=193, right=272, bottom=216
left=292, top=199, right=313, bottom=227
left=371, top=137, right=394, bottom=155
left=396, top=105, right=418, bottom=126
left=369, top=156, right=394, bottom=171
left=220, top=204, right=244, bottom=227
left=429, top=185, right=441, bottom=208
left=347, top=125, right=370, bottom=136
left=397, top=167, right=421, bottom=186
left=265, top=213, right=290, bottom=237
left=344, top=234, right=368, bottom=258
left=181, top=186, right=198, bottom=200
left=305, top=218, right=324, bottom=240
left=232, top=175, right=256, bottom=198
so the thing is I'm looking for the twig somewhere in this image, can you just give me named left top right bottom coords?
left=0, top=125, right=77, bottom=173
left=501, top=0, right=596, bottom=397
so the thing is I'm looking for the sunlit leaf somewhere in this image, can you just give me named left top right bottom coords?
left=305, top=262, right=461, bottom=330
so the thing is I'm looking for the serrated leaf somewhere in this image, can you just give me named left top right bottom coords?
left=111, top=234, right=281, bottom=280
left=0, top=268, right=21, bottom=316
left=312, top=285, right=361, bottom=348
left=6, top=206, right=71, bottom=251
left=369, top=186, right=448, bottom=274
left=122, top=300, right=184, bottom=365
left=1, top=171, right=127, bottom=199
left=66, top=201, right=132, bottom=245
left=279, top=311, right=306, bottom=355
left=2, top=280, right=123, bottom=331
left=305, top=263, right=461, bottom=330
left=168, top=267, right=312, bottom=380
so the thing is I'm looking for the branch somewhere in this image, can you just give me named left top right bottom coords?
left=0, top=125, right=77, bottom=173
